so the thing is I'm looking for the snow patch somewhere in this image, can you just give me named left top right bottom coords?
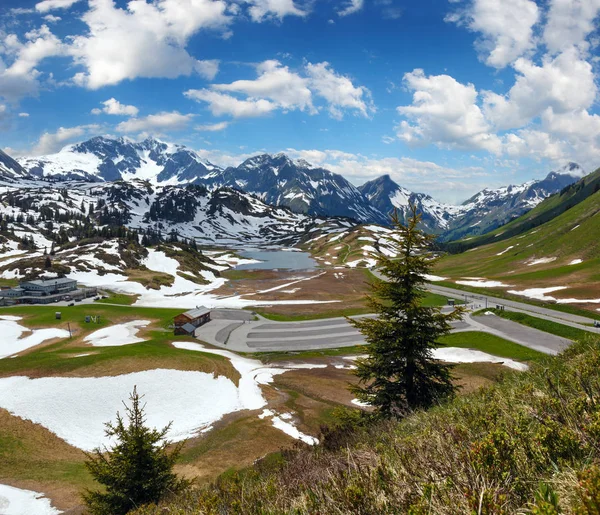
left=0, top=317, right=69, bottom=359
left=84, top=320, right=150, bottom=347
left=0, top=484, right=61, bottom=515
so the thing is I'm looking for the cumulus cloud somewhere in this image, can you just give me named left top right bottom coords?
left=243, top=0, right=308, bottom=22
left=544, top=0, right=600, bottom=53
left=43, top=14, right=62, bottom=23
left=18, top=112, right=29, bottom=117
left=116, top=111, right=194, bottom=133
left=32, top=124, right=100, bottom=155
left=305, top=62, right=374, bottom=119
left=195, top=121, right=229, bottom=131
left=396, top=69, right=501, bottom=154
left=446, top=0, right=539, bottom=69
left=212, top=60, right=315, bottom=113
left=186, top=60, right=373, bottom=120
left=483, top=48, right=597, bottom=130
left=185, top=89, right=278, bottom=117
left=69, top=0, right=230, bottom=89
left=35, top=0, right=82, bottom=13
left=0, top=25, right=65, bottom=102
left=337, top=0, right=364, bottom=17
left=91, top=98, right=139, bottom=116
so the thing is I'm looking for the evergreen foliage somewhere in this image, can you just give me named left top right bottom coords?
left=82, top=387, right=188, bottom=515
left=349, top=204, right=464, bottom=417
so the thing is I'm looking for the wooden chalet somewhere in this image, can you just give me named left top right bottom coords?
left=174, top=307, right=211, bottom=335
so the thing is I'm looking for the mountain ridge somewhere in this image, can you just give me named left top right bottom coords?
left=8, top=136, right=587, bottom=239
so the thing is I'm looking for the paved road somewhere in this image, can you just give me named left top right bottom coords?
left=427, top=283, right=599, bottom=328
left=194, top=309, right=569, bottom=355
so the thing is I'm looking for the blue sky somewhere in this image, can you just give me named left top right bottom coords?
left=1, top=0, right=599, bottom=203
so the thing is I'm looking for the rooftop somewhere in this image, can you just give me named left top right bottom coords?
left=21, top=277, right=76, bottom=287
left=182, top=307, right=210, bottom=319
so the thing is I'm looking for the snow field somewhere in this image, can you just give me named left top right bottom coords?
left=0, top=484, right=61, bottom=515
left=0, top=316, right=70, bottom=359
left=84, top=320, right=150, bottom=347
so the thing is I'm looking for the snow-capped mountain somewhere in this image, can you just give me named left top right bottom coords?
left=17, top=137, right=386, bottom=224
left=1, top=180, right=355, bottom=247
left=358, top=175, right=462, bottom=233
left=11, top=137, right=586, bottom=239
left=441, top=163, right=584, bottom=241
left=198, top=153, right=388, bottom=224
left=359, top=165, right=583, bottom=239
left=0, top=149, right=31, bottom=183
left=18, top=136, right=220, bottom=184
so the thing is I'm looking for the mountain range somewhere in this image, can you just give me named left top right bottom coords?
left=8, top=136, right=588, bottom=240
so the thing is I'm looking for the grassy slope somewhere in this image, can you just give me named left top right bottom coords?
left=445, top=166, right=600, bottom=252
left=134, top=338, right=600, bottom=515
left=438, top=331, right=546, bottom=361
left=0, top=304, right=238, bottom=504
left=435, top=186, right=600, bottom=308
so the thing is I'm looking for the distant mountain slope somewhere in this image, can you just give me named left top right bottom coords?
left=13, top=136, right=585, bottom=233
left=445, top=166, right=600, bottom=253
left=17, top=136, right=220, bottom=184
left=358, top=175, right=461, bottom=233
left=435, top=172, right=600, bottom=309
left=441, top=163, right=585, bottom=242
left=0, top=149, right=31, bottom=183
left=359, top=165, right=584, bottom=238
left=0, top=180, right=355, bottom=247
left=199, top=154, right=388, bottom=224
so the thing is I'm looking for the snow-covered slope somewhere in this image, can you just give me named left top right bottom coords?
left=198, top=153, right=388, bottom=224
left=0, top=149, right=31, bottom=183
left=442, top=163, right=584, bottom=241
left=359, top=164, right=583, bottom=238
left=359, top=175, right=462, bottom=232
left=18, top=136, right=220, bottom=184
left=0, top=180, right=355, bottom=248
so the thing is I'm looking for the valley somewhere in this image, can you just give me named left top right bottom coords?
left=0, top=139, right=599, bottom=514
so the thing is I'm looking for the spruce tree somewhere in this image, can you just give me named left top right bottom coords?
left=82, top=387, right=188, bottom=515
left=349, top=204, right=464, bottom=418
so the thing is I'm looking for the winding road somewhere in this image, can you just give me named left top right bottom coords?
left=194, top=278, right=599, bottom=355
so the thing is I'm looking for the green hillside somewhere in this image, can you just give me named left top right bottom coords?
left=435, top=185, right=600, bottom=309
left=134, top=339, right=600, bottom=514
left=445, top=167, right=600, bottom=253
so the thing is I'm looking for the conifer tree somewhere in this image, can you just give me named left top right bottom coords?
left=82, top=387, right=188, bottom=515
left=349, top=204, right=463, bottom=418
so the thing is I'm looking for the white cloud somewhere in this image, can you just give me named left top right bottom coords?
left=195, top=59, right=220, bottom=80
left=69, top=0, right=230, bottom=89
left=32, top=124, right=100, bottom=155
left=35, top=0, right=82, bottom=13
left=43, top=14, right=62, bottom=23
left=447, top=0, right=539, bottom=68
left=116, top=111, right=194, bottom=133
left=305, top=62, right=374, bottom=119
left=186, top=60, right=374, bottom=120
left=92, top=98, right=139, bottom=116
left=244, top=0, right=308, bottom=22
left=483, top=48, right=597, bottom=129
left=185, top=89, right=278, bottom=117
left=18, top=112, right=29, bottom=117
left=213, top=60, right=315, bottom=113
left=0, top=25, right=65, bottom=101
left=544, top=0, right=600, bottom=53
left=396, top=69, right=501, bottom=154
left=195, top=121, right=229, bottom=131
left=503, top=130, right=566, bottom=161
left=337, top=0, right=364, bottom=17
